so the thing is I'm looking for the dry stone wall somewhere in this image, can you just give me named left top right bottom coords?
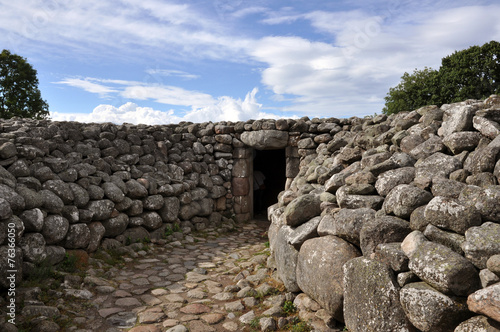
left=0, top=116, right=316, bottom=289
left=268, top=95, right=500, bottom=331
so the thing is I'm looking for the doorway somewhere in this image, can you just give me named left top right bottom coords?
left=253, top=149, right=286, bottom=218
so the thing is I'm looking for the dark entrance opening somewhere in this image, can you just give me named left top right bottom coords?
left=253, top=149, right=286, bottom=218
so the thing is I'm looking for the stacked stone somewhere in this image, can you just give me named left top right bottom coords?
left=268, top=95, right=500, bottom=331
left=0, top=120, right=238, bottom=289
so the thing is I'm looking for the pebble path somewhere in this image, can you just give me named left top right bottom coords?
left=14, top=219, right=342, bottom=332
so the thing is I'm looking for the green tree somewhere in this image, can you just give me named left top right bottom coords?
left=439, top=40, right=500, bottom=103
left=383, top=41, right=500, bottom=115
left=382, top=67, right=440, bottom=115
left=0, top=50, right=49, bottom=119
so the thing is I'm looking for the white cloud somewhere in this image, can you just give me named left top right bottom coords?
left=50, top=88, right=279, bottom=125
left=248, top=4, right=500, bottom=117
left=145, top=69, right=200, bottom=80
left=56, top=78, right=119, bottom=97
left=56, top=76, right=216, bottom=109
left=0, top=0, right=251, bottom=62
left=121, top=85, right=215, bottom=108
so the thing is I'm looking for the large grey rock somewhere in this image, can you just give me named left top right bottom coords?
left=141, top=211, right=162, bottom=231
left=464, top=135, right=500, bottom=174
left=19, top=208, right=44, bottom=232
left=431, top=179, right=466, bottom=199
left=0, top=198, right=12, bottom=220
left=274, top=226, right=300, bottom=292
left=409, top=135, right=444, bottom=160
left=424, top=196, right=481, bottom=234
left=408, top=241, right=480, bottom=296
left=19, top=233, right=46, bottom=263
left=297, top=236, right=360, bottom=321
left=368, top=152, right=415, bottom=176
left=42, top=215, right=69, bottom=244
left=16, top=186, right=42, bottom=209
left=102, top=213, right=129, bottom=237
left=415, top=152, right=463, bottom=184
left=68, top=183, right=90, bottom=208
left=454, top=315, right=500, bottom=332
left=374, top=242, right=409, bottom=272
left=102, top=182, right=125, bottom=203
left=462, top=222, right=500, bottom=269
left=383, top=184, right=433, bottom=218
left=0, top=184, right=25, bottom=212
left=459, top=185, right=500, bottom=222
left=0, top=142, right=17, bottom=159
left=343, top=257, right=413, bottom=332
left=336, top=185, right=384, bottom=210
left=288, top=216, right=321, bottom=249
left=439, top=104, right=477, bottom=137
left=375, top=167, right=415, bottom=196
left=42, top=179, right=74, bottom=204
left=159, top=197, right=180, bottom=223
left=473, top=115, right=500, bottom=139
left=443, top=131, right=482, bottom=154
left=8, top=160, right=30, bottom=177
left=40, top=189, right=64, bottom=214
left=467, top=283, right=500, bottom=323
left=62, top=224, right=91, bottom=249
left=142, top=194, right=164, bottom=210
left=400, top=282, right=471, bottom=332
left=87, top=199, right=115, bottom=221
left=126, top=179, right=148, bottom=198
left=317, top=208, right=376, bottom=246
left=360, top=216, right=411, bottom=256
left=284, top=194, right=321, bottom=227
left=240, top=130, right=289, bottom=149
left=423, top=224, right=465, bottom=255
left=87, top=222, right=105, bottom=252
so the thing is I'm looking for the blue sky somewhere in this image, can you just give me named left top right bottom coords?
left=1, top=0, right=499, bottom=124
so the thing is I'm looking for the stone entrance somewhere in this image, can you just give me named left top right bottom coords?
left=233, top=129, right=300, bottom=221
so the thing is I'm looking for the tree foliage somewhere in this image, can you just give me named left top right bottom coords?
left=383, top=67, right=440, bottom=115
left=383, top=41, right=500, bottom=115
left=0, top=49, right=49, bottom=119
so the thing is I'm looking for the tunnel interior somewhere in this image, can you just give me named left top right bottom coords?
left=253, top=148, right=286, bottom=217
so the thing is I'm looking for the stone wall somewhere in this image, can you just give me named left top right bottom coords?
left=268, top=95, right=500, bottom=331
left=0, top=115, right=324, bottom=288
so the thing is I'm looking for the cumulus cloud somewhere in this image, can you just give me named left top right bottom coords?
left=50, top=88, right=279, bottom=125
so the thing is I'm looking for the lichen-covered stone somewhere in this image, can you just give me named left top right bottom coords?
left=400, top=282, right=471, bottom=332
left=317, top=208, right=375, bottom=246
left=42, top=215, right=69, bottom=245
left=375, top=167, right=415, bottom=196
left=63, top=224, right=91, bottom=249
left=283, top=194, right=321, bottom=227
left=454, top=315, right=500, bottom=332
left=273, top=226, right=300, bottom=292
left=424, top=196, right=481, bottom=234
left=297, top=236, right=360, bottom=321
left=383, top=184, right=433, bottom=218
left=360, top=215, right=411, bottom=256
left=462, top=222, right=500, bottom=269
left=408, top=241, right=480, bottom=296
left=343, top=257, right=413, bottom=332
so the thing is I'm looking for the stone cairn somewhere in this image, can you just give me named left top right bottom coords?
left=0, top=95, right=499, bottom=331
left=268, top=95, right=500, bottom=331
